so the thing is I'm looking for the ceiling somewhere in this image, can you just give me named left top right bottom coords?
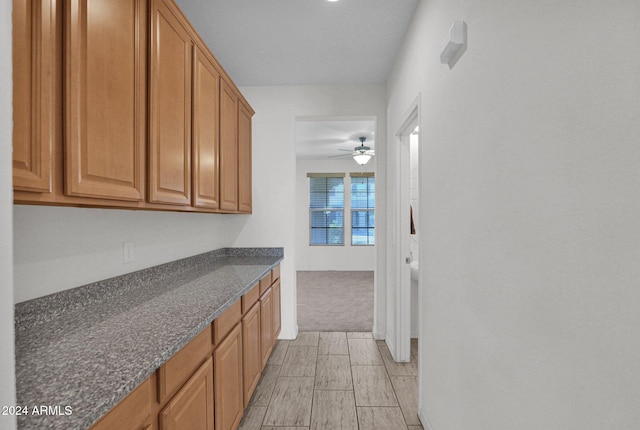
left=296, top=118, right=376, bottom=160
left=175, top=0, right=420, bottom=87
left=175, top=0, right=415, bottom=162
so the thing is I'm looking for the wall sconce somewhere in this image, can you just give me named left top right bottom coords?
left=440, top=21, right=467, bottom=69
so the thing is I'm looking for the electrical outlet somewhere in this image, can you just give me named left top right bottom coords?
left=123, top=241, right=134, bottom=264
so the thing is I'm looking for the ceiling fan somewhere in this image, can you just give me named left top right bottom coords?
left=329, top=137, right=375, bottom=165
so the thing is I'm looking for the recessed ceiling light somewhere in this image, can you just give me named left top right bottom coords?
left=327, top=0, right=340, bottom=2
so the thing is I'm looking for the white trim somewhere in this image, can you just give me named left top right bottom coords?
left=278, top=324, right=299, bottom=340
left=420, top=409, right=435, bottom=430
left=372, top=328, right=385, bottom=340
left=390, top=94, right=421, bottom=363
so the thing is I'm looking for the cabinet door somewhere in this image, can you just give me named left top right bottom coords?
left=159, top=357, right=214, bottom=430
left=65, top=0, right=146, bottom=200
left=91, top=378, right=154, bottom=430
left=214, top=323, right=243, bottom=430
left=260, top=288, right=273, bottom=368
left=12, top=0, right=56, bottom=193
left=192, top=46, right=220, bottom=209
left=149, top=0, right=192, bottom=205
left=237, top=102, right=252, bottom=213
left=219, top=79, right=238, bottom=212
left=272, top=279, right=281, bottom=342
left=242, top=302, right=261, bottom=407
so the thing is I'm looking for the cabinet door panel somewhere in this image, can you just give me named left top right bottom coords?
left=157, top=325, right=212, bottom=403
left=65, top=0, right=146, bottom=200
left=12, top=0, right=56, bottom=193
left=214, top=323, right=243, bottom=430
left=149, top=0, right=191, bottom=205
left=260, top=288, right=273, bottom=368
left=238, top=103, right=252, bottom=213
left=242, top=302, right=261, bottom=407
left=159, top=357, right=214, bottom=430
left=272, top=279, right=281, bottom=342
left=192, top=46, right=220, bottom=209
left=219, top=80, right=238, bottom=212
left=91, top=378, right=153, bottom=430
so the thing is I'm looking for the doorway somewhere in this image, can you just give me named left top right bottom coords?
left=294, top=116, right=378, bottom=332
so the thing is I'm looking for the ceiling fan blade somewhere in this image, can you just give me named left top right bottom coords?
left=328, top=153, right=354, bottom=158
left=337, top=149, right=354, bottom=152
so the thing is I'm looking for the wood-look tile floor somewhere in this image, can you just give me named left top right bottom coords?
left=240, top=332, right=422, bottom=430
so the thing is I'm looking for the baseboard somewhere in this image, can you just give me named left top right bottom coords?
left=386, top=337, right=395, bottom=354
left=278, top=325, right=298, bottom=340
left=372, top=325, right=384, bottom=340
left=419, top=408, right=434, bottom=430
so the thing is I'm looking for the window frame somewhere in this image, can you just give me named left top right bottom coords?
left=308, top=174, right=345, bottom=246
left=350, top=173, right=375, bottom=246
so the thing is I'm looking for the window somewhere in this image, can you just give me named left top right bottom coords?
left=309, top=174, right=344, bottom=245
left=351, top=174, right=375, bottom=245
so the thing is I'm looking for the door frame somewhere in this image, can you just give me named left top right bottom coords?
left=387, top=95, right=421, bottom=362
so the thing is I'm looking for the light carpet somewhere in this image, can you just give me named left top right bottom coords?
left=297, top=271, right=374, bottom=332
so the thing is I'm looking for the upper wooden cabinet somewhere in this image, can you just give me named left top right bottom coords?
left=148, top=0, right=192, bottom=205
left=238, top=102, right=253, bottom=213
left=12, top=0, right=56, bottom=193
left=12, top=0, right=253, bottom=214
left=219, top=79, right=239, bottom=212
left=192, top=45, right=221, bottom=209
left=65, top=0, right=147, bottom=201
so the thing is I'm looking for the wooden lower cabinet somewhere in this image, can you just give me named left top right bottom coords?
left=90, top=272, right=282, bottom=430
left=214, top=323, right=244, bottom=430
left=260, top=288, right=273, bottom=368
left=91, top=377, right=154, bottom=430
left=272, top=279, right=281, bottom=340
left=157, top=326, right=212, bottom=403
left=159, top=357, right=214, bottom=430
left=242, top=302, right=261, bottom=407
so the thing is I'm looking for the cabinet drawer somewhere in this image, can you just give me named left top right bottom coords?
left=272, top=265, right=280, bottom=282
left=158, top=325, right=212, bottom=403
left=91, top=377, right=153, bottom=430
left=258, top=272, right=272, bottom=295
left=159, top=356, right=214, bottom=430
left=214, top=299, right=242, bottom=345
left=241, top=283, right=259, bottom=315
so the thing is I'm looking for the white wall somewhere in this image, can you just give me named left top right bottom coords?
left=296, top=158, right=376, bottom=271
left=235, top=85, right=386, bottom=339
left=13, top=206, right=247, bottom=302
left=0, top=2, right=17, bottom=429
left=387, top=1, right=640, bottom=429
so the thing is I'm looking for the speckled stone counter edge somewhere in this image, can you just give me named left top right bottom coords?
left=14, top=247, right=283, bottom=429
left=15, top=247, right=283, bottom=330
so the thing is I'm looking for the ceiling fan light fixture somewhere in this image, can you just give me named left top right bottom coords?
left=353, top=153, right=372, bottom=165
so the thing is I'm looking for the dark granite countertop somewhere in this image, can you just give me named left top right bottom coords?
left=14, top=247, right=284, bottom=430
